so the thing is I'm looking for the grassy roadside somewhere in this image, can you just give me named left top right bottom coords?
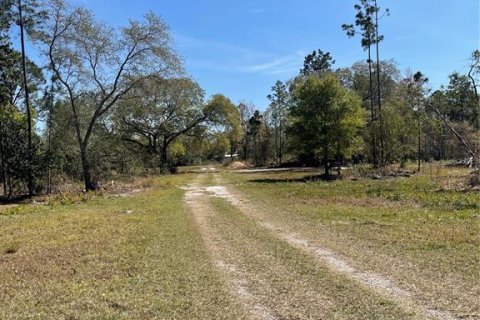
left=207, top=196, right=421, bottom=319
left=0, top=174, right=244, bottom=320
left=222, top=168, right=480, bottom=317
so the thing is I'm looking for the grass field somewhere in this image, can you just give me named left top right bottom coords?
left=0, top=175, right=246, bottom=320
left=0, top=165, right=478, bottom=319
left=222, top=165, right=479, bottom=318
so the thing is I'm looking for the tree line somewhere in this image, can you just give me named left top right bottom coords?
left=0, top=0, right=478, bottom=197
left=258, top=51, right=479, bottom=175
left=242, top=0, right=479, bottom=175
left=0, top=0, right=242, bottom=194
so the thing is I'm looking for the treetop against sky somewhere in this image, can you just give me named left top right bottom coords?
left=37, top=0, right=480, bottom=108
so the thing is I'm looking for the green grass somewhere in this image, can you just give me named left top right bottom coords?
left=234, top=165, right=479, bottom=210
left=1, top=167, right=478, bottom=318
left=0, top=174, right=244, bottom=320
left=208, top=196, right=419, bottom=319
left=223, top=166, right=480, bottom=317
left=203, top=172, right=216, bottom=186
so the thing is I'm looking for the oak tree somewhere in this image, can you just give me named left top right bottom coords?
left=40, top=0, right=181, bottom=190
left=289, top=74, right=365, bottom=175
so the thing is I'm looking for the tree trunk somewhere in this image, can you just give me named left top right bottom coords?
left=374, top=0, right=385, bottom=166
left=367, top=45, right=377, bottom=168
left=160, top=137, right=168, bottom=173
left=467, top=61, right=479, bottom=129
left=0, top=148, right=7, bottom=196
left=71, top=107, right=95, bottom=191
left=324, top=143, right=330, bottom=176
left=18, top=0, right=34, bottom=196
left=79, top=142, right=95, bottom=191
left=45, top=83, right=54, bottom=195
left=253, top=136, right=256, bottom=165
left=417, top=128, right=421, bottom=172
left=417, top=112, right=422, bottom=172
left=279, top=114, right=283, bottom=165
left=47, top=106, right=52, bottom=195
left=244, top=136, right=248, bottom=161
left=0, top=112, right=7, bottom=196
left=7, top=170, right=12, bottom=198
left=274, top=116, right=279, bottom=165
left=337, top=140, right=341, bottom=175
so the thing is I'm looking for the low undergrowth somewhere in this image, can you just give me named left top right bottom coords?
left=239, top=165, right=479, bottom=210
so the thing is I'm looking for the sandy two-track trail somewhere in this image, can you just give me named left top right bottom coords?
left=182, top=172, right=459, bottom=320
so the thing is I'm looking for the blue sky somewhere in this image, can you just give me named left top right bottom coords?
left=69, top=0, right=478, bottom=109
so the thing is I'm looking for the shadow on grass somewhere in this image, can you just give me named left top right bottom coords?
left=0, top=195, right=32, bottom=205
left=249, top=174, right=341, bottom=184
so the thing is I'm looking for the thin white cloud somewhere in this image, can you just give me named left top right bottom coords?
left=189, top=54, right=303, bottom=76
left=240, top=56, right=294, bottom=72
left=174, top=33, right=305, bottom=76
left=186, top=59, right=234, bottom=73
left=239, top=52, right=304, bottom=75
left=175, top=33, right=264, bottom=59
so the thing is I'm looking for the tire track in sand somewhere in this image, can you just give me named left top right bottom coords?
left=182, top=175, right=277, bottom=320
left=210, top=174, right=459, bottom=320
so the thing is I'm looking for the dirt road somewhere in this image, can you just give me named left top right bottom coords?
left=182, top=172, right=459, bottom=320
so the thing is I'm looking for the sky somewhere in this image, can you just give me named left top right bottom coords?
left=57, top=0, right=479, bottom=109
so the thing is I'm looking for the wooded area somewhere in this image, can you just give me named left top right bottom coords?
left=0, top=0, right=479, bottom=197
